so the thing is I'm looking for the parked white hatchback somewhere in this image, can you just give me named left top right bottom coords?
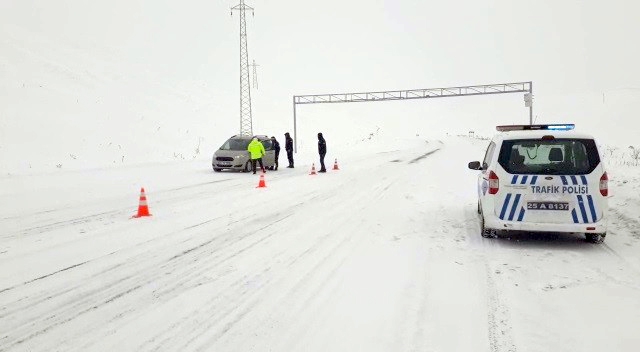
left=212, top=135, right=276, bottom=172
left=468, top=124, right=609, bottom=243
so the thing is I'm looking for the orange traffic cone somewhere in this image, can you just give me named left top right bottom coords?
left=132, top=187, right=152, bottom=218
left=256, top=173, right=267, bottom=188
left=309, top=163, right=317, bottom=175
left=333, top=159, right=340, bottom=170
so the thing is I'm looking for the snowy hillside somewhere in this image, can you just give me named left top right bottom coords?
left=0, top=23, right=229, bottom=174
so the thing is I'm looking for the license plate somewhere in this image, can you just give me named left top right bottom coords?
left=527, top=202, right=569, bottom=210
left=219, top=162, right=231, bottom=166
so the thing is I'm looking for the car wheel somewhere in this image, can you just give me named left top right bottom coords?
left=243, top=161, right=253, bottom=173
left=586, top=233, right=605, bottom=244
left=479, top=209, right=494, bottom=238
left=213, top=168, right=221, bottom=172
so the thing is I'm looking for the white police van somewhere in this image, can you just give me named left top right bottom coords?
left=468, top=124, right=609, bottom=243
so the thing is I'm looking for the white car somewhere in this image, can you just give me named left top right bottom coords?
left=468, top=124, right=608, bottom=243
left=212, top=135, right=277, bottom=172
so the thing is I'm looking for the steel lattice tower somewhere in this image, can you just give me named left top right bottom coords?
left=250, top=60, right=259, bottom=90
left=231, top=0, right=254, bottom=136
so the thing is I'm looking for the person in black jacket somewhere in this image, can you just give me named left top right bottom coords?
left=285, top=132, right=294, bottom=168
left=270, top=136, right=280, bottom=170
left=318, top=132, right=327, bottom=172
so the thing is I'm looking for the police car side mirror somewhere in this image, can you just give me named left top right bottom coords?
left=468, top=161, right=482, bottom=170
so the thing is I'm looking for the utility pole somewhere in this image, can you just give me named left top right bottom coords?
left=231, top=0, right=254, bottom=136
left=524, top=81, right=533, bottom=125
left=250, top=60, right=259, bottom=90
left=529, top=81, right=533, bottom=125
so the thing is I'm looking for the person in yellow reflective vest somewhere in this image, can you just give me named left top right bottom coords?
left=247, top=137, right=266, bottom=174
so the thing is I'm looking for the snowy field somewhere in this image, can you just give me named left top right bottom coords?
left=2, top=135, right=640, bottom=352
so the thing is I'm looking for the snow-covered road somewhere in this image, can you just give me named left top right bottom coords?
left=1, top=137, right=639, bottom=351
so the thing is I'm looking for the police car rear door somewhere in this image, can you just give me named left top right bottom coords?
left=496, top=136, right=603, bottom=224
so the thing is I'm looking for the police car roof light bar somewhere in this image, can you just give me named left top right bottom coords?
left=546, top=124, right=575, bottom=131
left=496, top=124, right=575, bottom=132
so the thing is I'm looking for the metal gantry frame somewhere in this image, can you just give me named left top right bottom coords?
left=292, top=81, right=533, bottom=152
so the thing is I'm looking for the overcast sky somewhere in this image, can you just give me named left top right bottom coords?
left=1, top=0, right=639, bottom=171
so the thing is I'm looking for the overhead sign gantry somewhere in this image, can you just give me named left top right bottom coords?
left=292, top=81, right=533, bottom=152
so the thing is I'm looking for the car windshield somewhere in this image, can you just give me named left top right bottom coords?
left=498, top=138, right=600, bottom=175
left=220, top=138, right=250, bottom=151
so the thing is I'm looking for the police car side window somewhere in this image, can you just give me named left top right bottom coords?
left=482, top=142, right=496, bottom=170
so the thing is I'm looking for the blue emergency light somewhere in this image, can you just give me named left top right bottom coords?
left=546, top=124, right=575, bottom=131
left=496, top=124, right=575, bottom=132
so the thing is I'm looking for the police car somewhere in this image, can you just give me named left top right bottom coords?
left=468, top=124, right=608, bottom=243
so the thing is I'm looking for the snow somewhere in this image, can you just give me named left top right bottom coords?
left=2, top=135, right=640, bottom=351
left=2, top=1, right=640, bottom=350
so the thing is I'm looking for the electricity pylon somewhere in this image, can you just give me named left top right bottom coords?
left=231, top=0, right=254, bottom=136
left=250, top=60, right=259, bottom=90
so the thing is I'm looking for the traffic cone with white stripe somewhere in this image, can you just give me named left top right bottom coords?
left=132, top=187, right=152, bottom=218
left=333, top=159, right=340, bottom=170
left=309, top=163, right=317, bottom=175
left=257, top=173, right=267, bottom=188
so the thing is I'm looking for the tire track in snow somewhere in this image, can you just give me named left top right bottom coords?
left=267, top=206, right=388, bottom=350
left=1, top=141, right=452, bottom=351
left=0, top=177, right=246, bottom=240
left=1, top=209, right=125, bottom=239
left=395, top=247, right=431, bottom=352
left=0, top=260, right=90, bottom=294
left=60, top=186, right=346, bottom=351
left=463, top=207, right=517, bottom=352
left=484, top=261, right=517, bottom=352
left=465, top=204, right=638, bottom=352
left=187, top=237, right=356, bottom=352
left=597, top=243, right=640, bottom=280
left=137, top=182, right=365, bottom=351
left=408, top=148, right=441, bottom=164
left=238, top=157, right=431, bottom=352
left=0, top=207, right=297, bottom=351
left=609, top=207, right=640, bottom=240
left=96, top=184, right=344, bottom=349
left=0, top=210, right=232, bottom=296
left=0, top=175, right=277, bottom=321
left=156, top=157, right=409, bottom=351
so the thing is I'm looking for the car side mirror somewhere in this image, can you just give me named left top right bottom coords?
left=468, top=161, right=482, bottom=170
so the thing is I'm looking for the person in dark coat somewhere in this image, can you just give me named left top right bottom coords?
left=285, top=132, right=294, bottom=168
left=318, top=132, right=327, bottom=172
left=270, top=136, right=280, bottom=170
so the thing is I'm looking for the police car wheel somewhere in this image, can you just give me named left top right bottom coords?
left=481, top=228, right=494, bottom=238
left=243, top=162, right=253, bottom=173
left=213, top=167, right=221, bottom=172
left=586, top=233, right=605, bottom=244
left=479, top=213, right=493, bottom=238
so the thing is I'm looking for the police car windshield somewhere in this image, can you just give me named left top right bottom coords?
left=498, top=139, right=600, bottom=175
left=220, top=138, right=250, bottom=151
